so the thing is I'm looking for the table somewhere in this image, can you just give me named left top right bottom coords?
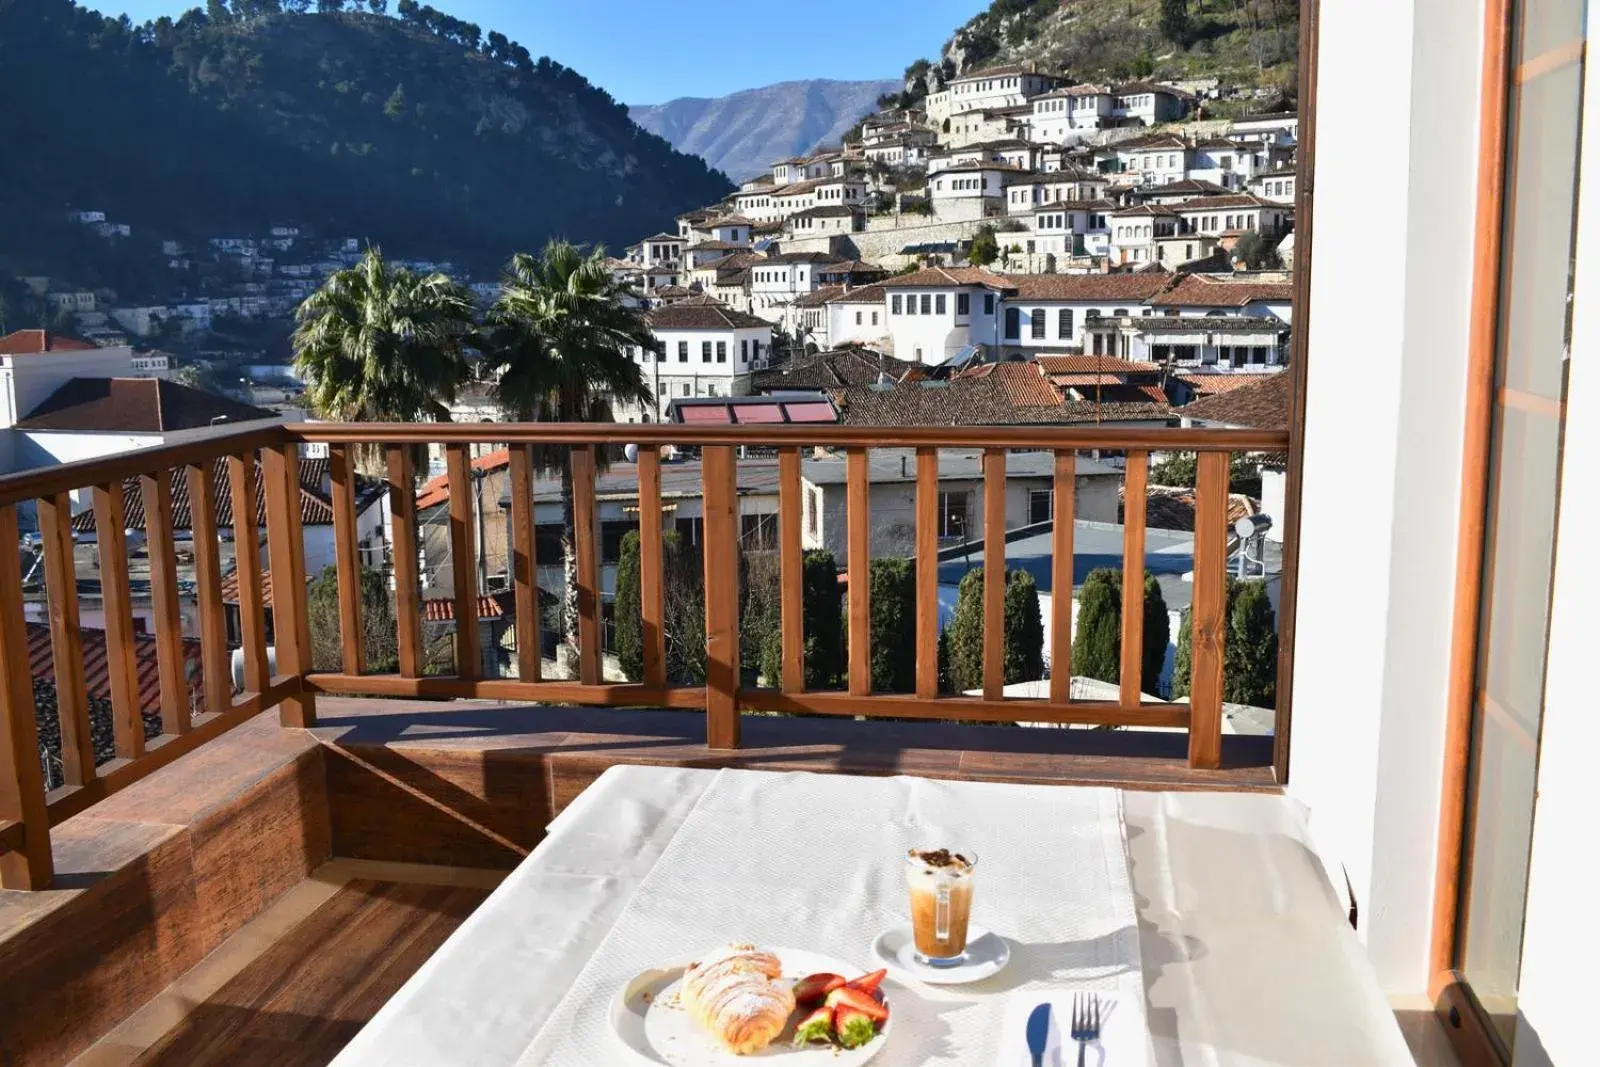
left=332, top=767, right=1414, bottom=1066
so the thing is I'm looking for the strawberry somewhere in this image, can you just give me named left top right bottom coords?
left=792, top=1003, right=835, bottom=1045
left=792, top=972, right=846, bottom=1007
left=845, top=968, right=888, bottom=995
left=825, top=984, right=890, bottom=1023
left=834, top=1004, right=880, bottom=1050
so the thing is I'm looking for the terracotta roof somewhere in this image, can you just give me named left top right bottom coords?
left=17, top=378, right=278, bottom=433
left=793, top=286, right=846, bottom=309
left=416, top=449, right=512, bottom=510
left=772, top=179, right=827, bottom=197
left=684, top=241, right=745, bottom=253
left=878, top=268, right=1017, bottom=292
left=1130, top=179, right=1233, bottom=199
left=752, top=348, right=918, bottom=391
left=1036, top=355, right=1163, bottom=375
left=950, top=63, right=1043, bottom=83
left=833, top=376, right=1168, bottom=427
left=71, top=456, right=382, bottom=533
left=790, top=205, right=861, bottom=219
left=1148, top=275, right=1294, bottom=307
left=955, top=361, right=1062, bottom=407
left=219, top=568, right=278, bottom=608
left=0, top=329, right=98, bottom=354
left=647, top=304, right=771, bottom=330
left=1004, top=274, right=1175, bottom=302
left=1169, top=193, right=1282, bottom=212
left=1112, top=134, right=1189, bottom=152
left=1179, top=370, right=1291, bottom=429
left=421, top=593, right=514, bottom=623
left=27, top=623, right=204, bottom=721
left=1176, top=372, right=1281, bottom=397
left=824, top=282, right=891, bottom=306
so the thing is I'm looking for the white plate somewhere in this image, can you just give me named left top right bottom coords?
left=609, top=946, right=893, bottom=1065
left=872, top=926, right=1011, bottom=985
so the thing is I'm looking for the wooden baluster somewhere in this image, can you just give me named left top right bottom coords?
left=1119, top=450, right=1149, bottom=708
left=328, top=444, right=365, bottom=675
left=639, top=445, right=667, bottom=689
left=386, top=446, right=423, bottom=679
left=983, top=448, right=1006, bottom=701
left=0, top=504, right=52, bottom=889
left=228, top=453, right=268, bottom=695
left=777, top=447, right=804, bottom=692
left=140, top=471, right=190, bottom=735
left=570, top=445, right=602, bottom=687
left=92, top=480, right=144, bottom=759
left=187, top=461, right=231, bottom=712
left=445, top=445, right=481, bottom=681
left=915, top=448, right=939, bottom=700
left=37, top=492, right=94, bottom=785
left=846, top=447, right=870, bottom=697
left=1050, top=450, right=1077, bottom=705
left=1189, top=451, right=1229, bottom=769
left=702, top=445, right=740, bottom=748
left=508, top=445, right=541, bottom=682
left=261, top=445, right=315, bottom=726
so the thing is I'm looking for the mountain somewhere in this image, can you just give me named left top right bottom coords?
left=0, top=3, right=733, bottom=279
left=630, top=79, right=900, bottom=182
left=898, top=0, right=1299, bottom=105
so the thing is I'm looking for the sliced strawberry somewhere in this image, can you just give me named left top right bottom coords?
left=826, top=984, right=890, bottom=1023
left=835, top=1004, right=880, bottom=1049
left=792, top=972, right=846, bottom=1007
left=845, top=968, right=888, bottom=995
left=792, top=1003, right=835, bottom=1045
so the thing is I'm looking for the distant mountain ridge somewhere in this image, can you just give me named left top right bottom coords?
left=630, top=78, right=900, bottom=181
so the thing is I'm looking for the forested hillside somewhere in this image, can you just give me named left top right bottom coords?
left=0, top=1, right=733, bottom=274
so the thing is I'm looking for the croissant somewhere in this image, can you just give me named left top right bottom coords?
left=680, top=944, right=796, bottom=1054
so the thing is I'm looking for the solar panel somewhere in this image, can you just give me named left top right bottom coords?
left=782, top=401, right=838, bottom=423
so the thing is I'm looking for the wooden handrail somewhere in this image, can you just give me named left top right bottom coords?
left=286, top=422, right=1286, bottom=451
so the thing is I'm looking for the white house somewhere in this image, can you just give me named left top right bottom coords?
left=620, top=303, right=775, bottom=422
left=928, top=165, right=1015, bottom=220
left=1227, top=110, right=1299, bottom=148
left=821, top=285, right=891, bottom=350
left=877, top=267, right=1014, bottom=364
left=1187, top=138, right=1265, bottom=188
left=787, top=205, right=863, bottom=238
left=635, top=234, right=684, bottom=269
left=1146, top=274, right=1295, bottom=323
left=1249, top=167, right=1299, bottom=203
left=1026, top=85, right=1115, bottom=141
left=1109, top=135, right=1192, bottom=184
left=936, top=65, right=1059, bottom=119
left=1108, top=204, right=1182, bottom=265
left=998, top=273, right=1177, bottom=351
left=747, top=252, right=841, bottom=322
left=1081, top=313, right=1289, bottom=369
left=1170, top=194, right=1293, bottom=241
left=1109, top=83, right=1192, bottom=126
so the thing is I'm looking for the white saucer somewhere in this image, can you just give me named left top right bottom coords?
left=871, top=926, right=1010, bottom=985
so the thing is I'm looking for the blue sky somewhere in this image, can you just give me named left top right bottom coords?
left=106, top=0, right=988, bottom=104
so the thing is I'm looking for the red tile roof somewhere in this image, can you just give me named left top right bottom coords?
left=26, top=622, right=204, bottom=719
left=955, top=362, right=1062, bottom=407
left=415, top=449, right=512, bottom=510
left=1004, top=273, right=1175, bottom=302
left=1179, top=370, right=1292, bottom=429
left=18, top=378, right=278, bottom=432
left=1148, top=275, right=1295, bottom=308
left=420, top=593, right=514, bottom=622
left=0, top=329, right=99, bottom=354
left=1035, top=355, right=1163, bottom=375
left=878, top=268, right=1016, bottom=291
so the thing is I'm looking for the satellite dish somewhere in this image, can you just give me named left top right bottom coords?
left=624, top=443, right=640, bottom=463
left=1234, top=514, right=1273, bottom=540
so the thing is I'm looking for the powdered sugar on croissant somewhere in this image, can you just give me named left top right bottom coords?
left=681, top=944, right=796, bottom=1054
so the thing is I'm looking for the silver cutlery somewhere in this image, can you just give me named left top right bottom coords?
left=1025, top=1001, right=1053, bottom=1067
left=1070, top=992, right=1102, bottom=1066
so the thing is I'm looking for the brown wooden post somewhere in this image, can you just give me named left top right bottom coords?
left=386, top=446, right=424, bottom=679
left=328, top=443, right=365, bottom=675
left=1119, top=450, right=1149, bottom=708
left=508, top=444, right=541, bottom=682
left=1050, top=449, right=1077, bottom=705
left=38, top=492, right=95, bottom=784
left=570, top=445, right=602, bottom=687
left=0, top=504, right=52, bottom=889
left=445, top=444, right=481, bottom=681
left=227, top=453, right=269, bottom=696
left=846, top=447, right=870, bottom=697
left=92, top=480, right=145, bottom=758
left=186, top=461, right=232, bottom=712
left=915, top=448, right=940, bottom=700
left=982, top=448, right=1007, bottom=701
left=140, top=471, right=191, bottom=735
left=702, top=445, right=740, bottom=748
left=261, top=445, right=316, bottom=726
left=639, top=445, right=668, bottom=689
left=777, top=447, right=805, bottom=692
left=1188, top=452, right=1229, bottom=769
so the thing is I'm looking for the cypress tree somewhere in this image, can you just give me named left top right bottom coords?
left=614, top=530, right=642, bottom=681
left=1003, top=568, right=1045, bottom=684
left=1172, top=605, right=1193, bottom=699
left=868, top=558, right=917, bottom=693
left=1142, top=572, right=1171, bottom=697
left=944, top=568, right=987, bottom=694
left=802, top=550, right=844, bottom=688
left=1073, top=568, right=1122, bottom=686
left=1226, top=580, right=1278, bottom=707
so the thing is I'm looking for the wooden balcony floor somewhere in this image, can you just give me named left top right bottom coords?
left=70, top=861, right=502, bottom=1067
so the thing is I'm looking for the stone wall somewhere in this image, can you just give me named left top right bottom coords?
left=780, top=215, right=990, bottom=266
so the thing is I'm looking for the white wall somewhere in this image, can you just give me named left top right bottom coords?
left=1511, top=22, right=1598, bottom=1062
left=1289, top=0, right=1485, bottom=994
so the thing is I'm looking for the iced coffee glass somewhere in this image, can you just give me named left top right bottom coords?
left=904, top=847, right=977, bottom=967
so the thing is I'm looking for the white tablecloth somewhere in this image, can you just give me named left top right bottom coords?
left=333, top=766, right=1416, bottom=1067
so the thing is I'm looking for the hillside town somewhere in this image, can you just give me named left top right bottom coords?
left=605, top=63, right=1297, bottom=430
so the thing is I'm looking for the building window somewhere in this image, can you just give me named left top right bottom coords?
left=937, top=491, right=969, bottom=539
left=855, top=311, right=863, bottom=325
left=1028, top=489, right=1053, bottom=525
left=936, top=294, right=947, bottom=315
left=682, top=383, right=691, bottom=396
left=741, top=339, right=749, bottom=362
left=921, top=295, right=932, bottom=315
left=678, top=341, right=689, bottom=363
left=1004, top=307, right=1021, bottom=340
left=1059, top=308, right=1073, bottom=339
left=957, top=293, right=971, bottom=316
left=892, top=294, right=903, bottom=315
left=716, top=342, right=727, bottom=363
left=984, top=293, right=995, bottom=315
left=702, top=342, right=712, bottom=361
left=906, top=295, right=918, bottom=316
left=1030, top=309, right=1046, bottom=339
left=872, top=312, right=879, bottom=326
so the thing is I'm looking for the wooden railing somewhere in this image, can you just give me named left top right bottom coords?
left=0, top=420, right=1288, bottom=889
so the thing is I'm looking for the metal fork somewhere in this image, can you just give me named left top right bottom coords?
left=1071, top=991, right=1102, bottom=1067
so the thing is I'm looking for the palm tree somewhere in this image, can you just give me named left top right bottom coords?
left=292, top=246, right=477, bottom=469
left=481, top=240, right=655, bottom=676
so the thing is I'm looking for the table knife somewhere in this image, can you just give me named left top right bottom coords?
left=1025, top=1002, right=1052, bottom=1067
